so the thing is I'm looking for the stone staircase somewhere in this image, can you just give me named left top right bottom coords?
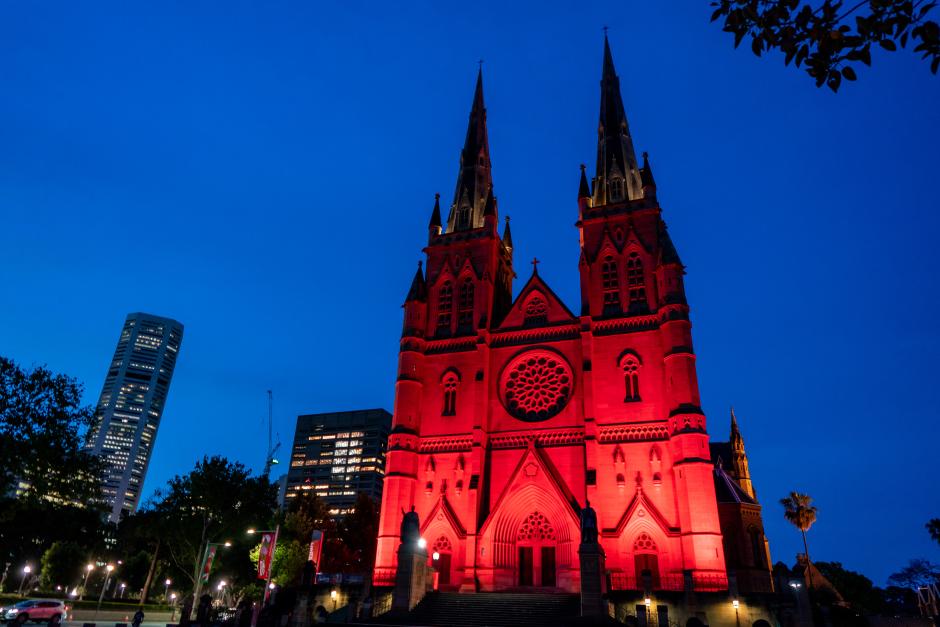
left=372, top=591, right=587, bottom=626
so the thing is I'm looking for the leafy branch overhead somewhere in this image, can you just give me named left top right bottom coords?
left=710, top=0, right=940, bottom=91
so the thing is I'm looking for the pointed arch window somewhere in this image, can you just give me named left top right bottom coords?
left=748, top=526, right=766, bottom=568
left=441, top=371, right=459, bottom=416
left=610, top=177, right=624, bottom=201
left=458, top=279, right=474, bottom=327
left=456, top=205, right=471, bottom=230
left=601, top=255, right=621, bottom=311
left=437, top=282, right=453, bottom=329
left=620, top=353, right=641, bottom=402
left=627, top=253, right=646, bottom=306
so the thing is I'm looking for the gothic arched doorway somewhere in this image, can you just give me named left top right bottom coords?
left=633, top=532, right=661, bottom=589
left=517, top=511, right=557, bottom=587
left=432, top=536, right=453, bottom=587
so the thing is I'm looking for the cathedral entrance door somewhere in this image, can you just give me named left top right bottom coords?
left=437, top=552, right=452, bottom=585
left=540, top=546, right=556, bottom=587
left=518, top=547, right=534, bottom=586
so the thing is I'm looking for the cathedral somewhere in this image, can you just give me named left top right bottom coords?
left=373, top=37, right=773, bottom=601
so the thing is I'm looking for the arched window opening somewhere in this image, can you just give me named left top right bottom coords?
left=601, top=255, right=621, bottom=311
left=441, top=372, right=459, bottom=416
left=633, top=533, right=660, bottom=589
left=621, top=354, right=641, bottom=402
left=627, top=253, right=646, bottom=306
left=456, top=205, right=471, bottom=230
left=610, top=177, right=624, bottom=201
left=458, top=279, right=474, bottom=327
left=748, top=526, right=766, bottom=568
left=524, top=294, right=548, bottom=324
left=437, top=282, right=453, bottom=329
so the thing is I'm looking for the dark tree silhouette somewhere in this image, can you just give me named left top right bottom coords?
left=710, top=0, right=940, bottom=91
left=927, top=518, right=940, bottom=545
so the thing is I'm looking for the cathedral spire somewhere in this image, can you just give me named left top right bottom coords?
left=502, top=215, right=513, bottom=250
left=729, top=407, right=756, bottom=500
left=405, top=261, right=427, bottom=303
left=447, top=68, right=493, bottom=233
left=594, top=35, right=642, bottom=206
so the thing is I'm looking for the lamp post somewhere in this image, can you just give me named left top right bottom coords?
left=119, top=583, right=126, bottom=599
left=191, top=541, right=231, bottom=614
left=330, top=589, right=337, bottom=612
left=79, top=564, right=94, bottom=601
left=644, top=597, right=651, bottom=624
left=17, top=565, right=31, bottom=596
left=94, top=564, right=115, bottom=620
left=247, top=526, right=280, bottom=607
left=164, top=578, right=172, bottom=602
left=216, top=580, right=227, bottom=603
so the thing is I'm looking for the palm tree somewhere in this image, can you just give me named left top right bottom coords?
left=781, top=492, right=817, bottom=587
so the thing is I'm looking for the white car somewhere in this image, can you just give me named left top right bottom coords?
left=1, top=600, right=68, bottom=625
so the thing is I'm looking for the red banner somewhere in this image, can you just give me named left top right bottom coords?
left=308, top=530, right=324, bottom=571
left=257, top=532, right=276, bottom=580
left=199, top=545, right=218, bottom=584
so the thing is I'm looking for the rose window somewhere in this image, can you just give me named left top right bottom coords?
left=517, top=511, right=556, bottom=541
left=500, top=350, right=573, bottom=421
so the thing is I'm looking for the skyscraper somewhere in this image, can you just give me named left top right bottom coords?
left=284, top=409, right=391, bottom=515
left=85, top=312, right=183, bottom=522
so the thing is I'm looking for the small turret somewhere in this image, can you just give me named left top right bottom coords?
left=483, top=185, right=498, bottom=231
left=577, top=164, right=591, bottom=218
left=502, top=216, right=513, bottom=251
left=428, top=194, right=442, bottom=240
left=402, top=261, right=427, bottom=338
left=641, top=151, right=656, bottom=199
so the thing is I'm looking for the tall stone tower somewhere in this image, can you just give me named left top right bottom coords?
left=374, top=38, right=752, bottom=596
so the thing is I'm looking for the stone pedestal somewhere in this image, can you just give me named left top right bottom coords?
left=579, top=541, right=607, bottom=617
left=392, top=543, right=429, bottom=612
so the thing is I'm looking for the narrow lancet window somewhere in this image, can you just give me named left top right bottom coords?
left=438, top=282, right=453, bottom=329
left=458, top=279, right=474, bottom=327
left=602, top=255, right=620, bottom=311
left=627, top=253, right=646, bottom=306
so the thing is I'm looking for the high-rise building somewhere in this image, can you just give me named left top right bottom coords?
left=373, top=36, right=773, bottom=607
left=85, top=312, right=183, bottom=522
left=284, top=409, right=392, bottom=515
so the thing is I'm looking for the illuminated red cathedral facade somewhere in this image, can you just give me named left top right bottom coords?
left=374, top=39, right=772, bottom=596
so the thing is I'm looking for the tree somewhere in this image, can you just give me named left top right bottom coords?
left=781, top=492, right=818, bottom=585
left=710, top=0, right=940, bottom=91
left=148, top=456, right=277, bottom=596
left=39, top=541, right=86, bottom=591
left=337, top=494, right=380, bottom=574
left=814, top=561, right=884, bottom=613
left=887, top=558, right=940, bottom=589
left=927, top=518, right=940, bottom=546
left=0, top=356, right=104, bottom=503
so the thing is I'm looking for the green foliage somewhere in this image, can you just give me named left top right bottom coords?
left=120, top=551, right=153, bottom=591
left=781, top=492, right=817, bottom=532
left=927, top=518, right=940, bottom=545
left=710, top=0, right=940, bottom=91
left=814, top=561, right=884, bottom=613
left=147, top=456, right=277, bottom=594
left=0, top=356, right=105, bottom=504
left=39, top=541, right=86, bottom=590
left=887, top=558, right=940, bottom=589
left=249, top=539, right=308, bottom=587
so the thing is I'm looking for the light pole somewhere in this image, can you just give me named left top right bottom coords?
left=170, top=593, right=178, bottom=621
left=216, top=580, right=227, bottom=603
left=120, top=583, right=126, bottom=599
left=79, top=564, right=94, bottom=601
left=330, top=589, right=337, bottom=612
left=247, top=526, right=280, bottom=607
left=94, top=564, right=115, bottom=620
left=17, top=565, right=31, bottom=596
left=191, top=541, right=231, bottom=613
left=164, top=578, right=172, bottom=603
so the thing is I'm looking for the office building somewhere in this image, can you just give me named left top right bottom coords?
left=285, top=409, right=392, bottom=515
left=85, top=312, right=183, bottom=522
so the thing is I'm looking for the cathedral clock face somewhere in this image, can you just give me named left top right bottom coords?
left=499, top=349, right=573, bottom=421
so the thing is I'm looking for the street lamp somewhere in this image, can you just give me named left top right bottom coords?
left=119, top=583, right=126, bottom=599
left=191, top=541, right=231, bottom=615
left=18, top=565, right=31, bottom=595
left=79, top=564, right=94, bottom=601
left=94, top=564, right=115, bottom=620
left=247, top=526, right=280, bottom=607
left=170, top=593, right=178, bottom=621
left=330, top=589, right=338, bottom=612
left=164, top=579, right=172, bottom=602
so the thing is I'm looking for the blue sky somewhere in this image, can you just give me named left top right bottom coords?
left=1, top=2, right=938, bottom=584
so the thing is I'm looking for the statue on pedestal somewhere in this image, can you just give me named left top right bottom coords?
left=400, top=506, right=420, bottom=546
left=580, top=499, right=598, bottom=544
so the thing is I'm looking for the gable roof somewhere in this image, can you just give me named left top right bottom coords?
left=495, top=268, right=578, bottom=330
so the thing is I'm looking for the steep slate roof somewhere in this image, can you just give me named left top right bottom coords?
left=713, top=463, right=757, bottom=505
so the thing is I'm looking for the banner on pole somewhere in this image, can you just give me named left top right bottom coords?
left=308, top=530, right=324, bottom=571
left=257, top=532, right=275, bottom=580
left=199, top=545, right=218, bottom=584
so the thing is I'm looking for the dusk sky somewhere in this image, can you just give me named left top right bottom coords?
left=1, top=2, right=938, bottom=585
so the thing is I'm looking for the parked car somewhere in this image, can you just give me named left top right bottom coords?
left=1, top=600, right=68, bottom=625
